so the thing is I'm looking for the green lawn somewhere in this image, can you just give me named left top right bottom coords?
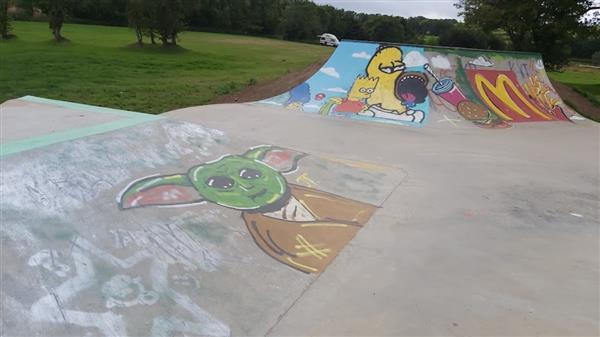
left=549, top=65, right=600, bottom=107
left=0, top=21, right=332, bottom=113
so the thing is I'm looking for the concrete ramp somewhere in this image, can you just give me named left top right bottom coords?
left=1, top=41, right=599, bottom=336
left=259, top=41, right=579, bottom=128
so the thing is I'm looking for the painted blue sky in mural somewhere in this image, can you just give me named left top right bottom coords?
left=302, top=41, right=379, bottom=111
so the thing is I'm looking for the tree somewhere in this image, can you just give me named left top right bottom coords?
left=280, top=1, right=322, bottom=41
left=127, top=0, right=145, bottom=44
left=439, top=24, right=491, bottom=49
left=48, top=0, right=68, bottom=41
left=70, top=0, right=127, bottom=26
left=592, top=51, right=600, bottom=64
left=153, top=0, right=187, bottom=46
left=125, top=0, right=187, bottom=46
left=0, top=0, right=12, bottom=39
left=363, top=15, right=406, bottom=43
left=16, top=0, right=34, bottom=18
left=37, top=0, right=72, bottom=41
left=456, top=0, right=597, bottom=69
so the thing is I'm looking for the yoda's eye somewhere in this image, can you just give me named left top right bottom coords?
left=205, top=176, right=235, bottom=189
left=239, top=168, right=262, bottom=180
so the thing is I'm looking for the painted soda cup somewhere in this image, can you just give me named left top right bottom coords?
left=432, top=78, right=466, bottom=107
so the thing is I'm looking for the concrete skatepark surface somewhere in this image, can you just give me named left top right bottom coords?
left=1, top=41, right=599, bottom=336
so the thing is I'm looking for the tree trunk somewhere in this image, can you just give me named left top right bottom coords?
left=53, top=27, right=61, bottom=41
left=150, top=31, right=156, bottom=44
left=135, top=26, right=143, bottom=45
left=0, top=0, right=8, bottom=39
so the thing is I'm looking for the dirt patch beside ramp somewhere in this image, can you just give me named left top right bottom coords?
left=213, top=57, right=328, bottom=104
left=551, top=80, right=600, bottom=122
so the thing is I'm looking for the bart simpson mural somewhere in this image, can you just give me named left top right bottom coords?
left=320, top=76, right=379, bottom=115
left=118, top=146, right=377, bottom=274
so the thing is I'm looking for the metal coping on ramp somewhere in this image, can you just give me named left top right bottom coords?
left=0, top=96, right=162, bottom=158
left=342, top=39, right=543, bottom=57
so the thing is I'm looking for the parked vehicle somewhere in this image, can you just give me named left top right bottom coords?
left=318, top=33, right=340, bottom=47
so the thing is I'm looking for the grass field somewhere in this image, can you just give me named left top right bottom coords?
left=549, top=65, right=600, bottom=107
left=0, top=21, right=332, bottom=113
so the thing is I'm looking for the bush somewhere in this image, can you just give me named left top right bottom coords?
left=439, top=24, right=491, bottom=49
left=0, top=0, right=12, bottom=39
left=571, top=37, right=600, bottom=59
left=488, top=34, right=506, bottom=50
left=592, top=51, right=600, bottom=65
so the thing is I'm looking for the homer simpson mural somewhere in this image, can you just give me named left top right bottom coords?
left=324, top=45, right=428, bottom=124
left=365, top=46, right=406, bottom=111
left=261, top=42, right=430, bottom=126
left=118, top=145, right=377, bottom=274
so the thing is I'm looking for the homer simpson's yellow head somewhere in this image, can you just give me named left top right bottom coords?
left=348, top=76, right=380, bottom=100
left=366, top=46, right=405, bottom=78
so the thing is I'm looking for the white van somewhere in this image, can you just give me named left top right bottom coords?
left=318, top=33, right=340, bottom=47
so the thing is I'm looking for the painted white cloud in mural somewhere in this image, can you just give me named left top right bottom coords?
left=320, top=67, right=340, bottom=78
left=326, top=87, right=348, bottom=93
left=430, top=55, right=451, bottom=69
left=404, top=51, right=428, bottom=67
left=535, top=59, right=544, bottom=70
left=469, top=56, right=494, bottom=67
left=352, top=51, right=372, bottom=60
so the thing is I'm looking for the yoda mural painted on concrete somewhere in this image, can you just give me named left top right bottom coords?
left=118, top=145, right=377, bottom=273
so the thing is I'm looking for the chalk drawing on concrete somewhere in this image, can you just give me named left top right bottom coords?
left=28, top=249, right=71, bottom=277
left=36, top=236, right=231, bottom=337
left=118, top=145, right=378, bottom=274
left=26, top=224, right=229, bottom=336
left=29, top=247, right=129, bottom=337
left=295, top=172, right=318, bottom=188
left=101, top=274, right=159, bottom=309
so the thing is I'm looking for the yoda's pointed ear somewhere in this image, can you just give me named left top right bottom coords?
left=118, top=174, right=203, bottom=209
left=243, top=145, right=307, bottom=174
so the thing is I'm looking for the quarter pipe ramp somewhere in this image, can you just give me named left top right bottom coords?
left=259, top=41, right=577, bottom=128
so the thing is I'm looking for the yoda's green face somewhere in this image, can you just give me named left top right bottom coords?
left=118, top=145, right=305, bottom=212
left=189, top=156, right=288, bottom=210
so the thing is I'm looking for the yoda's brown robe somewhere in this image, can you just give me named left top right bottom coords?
left=243, top=184, right=377, bottom=273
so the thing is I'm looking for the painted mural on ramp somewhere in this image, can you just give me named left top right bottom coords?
left=259, top=41, right=575, bottom=128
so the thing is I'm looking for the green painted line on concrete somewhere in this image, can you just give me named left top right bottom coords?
left=1, top=117, right=160, bottom=158
left=20, top=95, right=155, bottom=118
left=2, top=96, right=163, bottom=158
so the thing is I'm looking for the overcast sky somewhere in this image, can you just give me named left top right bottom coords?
left=312, top=0, right=461, bottom=19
